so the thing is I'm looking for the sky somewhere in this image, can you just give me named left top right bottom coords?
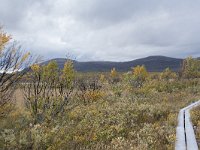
left=0, top=0, right=200, bottom=61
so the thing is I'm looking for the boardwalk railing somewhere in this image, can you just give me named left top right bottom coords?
left=175, top=100, right=200, bottom=150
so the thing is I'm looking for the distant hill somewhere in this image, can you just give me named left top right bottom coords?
left=42, top=56, right=184, bottom=72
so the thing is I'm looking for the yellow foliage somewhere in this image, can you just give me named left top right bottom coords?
left=0, top=28, right=11, bottom=51
left=160, top=68, right=177, bottom=81
left=132, top=65, right=148, bottom=80
left=181, top=57, right=200, bottom=78
left=31, top=64, right=41, bottom=73
left=110, top=68, right=117, bottom=78
left=84, top=90, right=104, bottom=102
left=99, top=74, right=105, bottom=82
left=43, top=61, right=59, bottom=81
left=132, top=65, right=149, bottom=87
left=62, top=60, right=75, bottom=88
left=74, top=135, right=85, bottom=142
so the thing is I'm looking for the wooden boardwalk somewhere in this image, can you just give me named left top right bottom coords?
left=175, top=100, right=200, bottom=150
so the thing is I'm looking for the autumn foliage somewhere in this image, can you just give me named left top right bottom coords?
left=181, top=57, right=200, bottom=78
left=1, top=27, right=200, bottom=149
left=0, top=27, right=32, bottom=117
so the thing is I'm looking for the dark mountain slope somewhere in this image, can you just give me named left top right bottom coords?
left=42, top=56, right=184, bottom=72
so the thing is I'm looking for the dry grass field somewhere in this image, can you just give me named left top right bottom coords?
left=14, top=89, right=25, bottom=108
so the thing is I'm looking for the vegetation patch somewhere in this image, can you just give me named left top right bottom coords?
left=1, top=28, right=200, bottom=149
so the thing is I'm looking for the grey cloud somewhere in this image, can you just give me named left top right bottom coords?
left=0, top=0, right=38, bottom=30
left=0, top=0, right=200, bottom=61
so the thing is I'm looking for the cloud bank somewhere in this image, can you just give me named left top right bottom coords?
left=0, top=0, right=200, bottom=61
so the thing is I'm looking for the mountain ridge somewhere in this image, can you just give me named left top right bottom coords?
left=41, top=56, right=189, bottom=72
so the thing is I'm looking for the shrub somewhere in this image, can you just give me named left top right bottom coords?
left=132, top=65, right=149, bottom=88
left=160, top=68, right=177, bottom=81
left=76, top=77, right=103, bottom=104
left=181, top=57, right=200, bottom=79
left=110, top=68, right=120, bottom=83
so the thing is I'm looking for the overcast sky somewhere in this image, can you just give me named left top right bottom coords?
left=0, top=0, right=200, bottom=61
